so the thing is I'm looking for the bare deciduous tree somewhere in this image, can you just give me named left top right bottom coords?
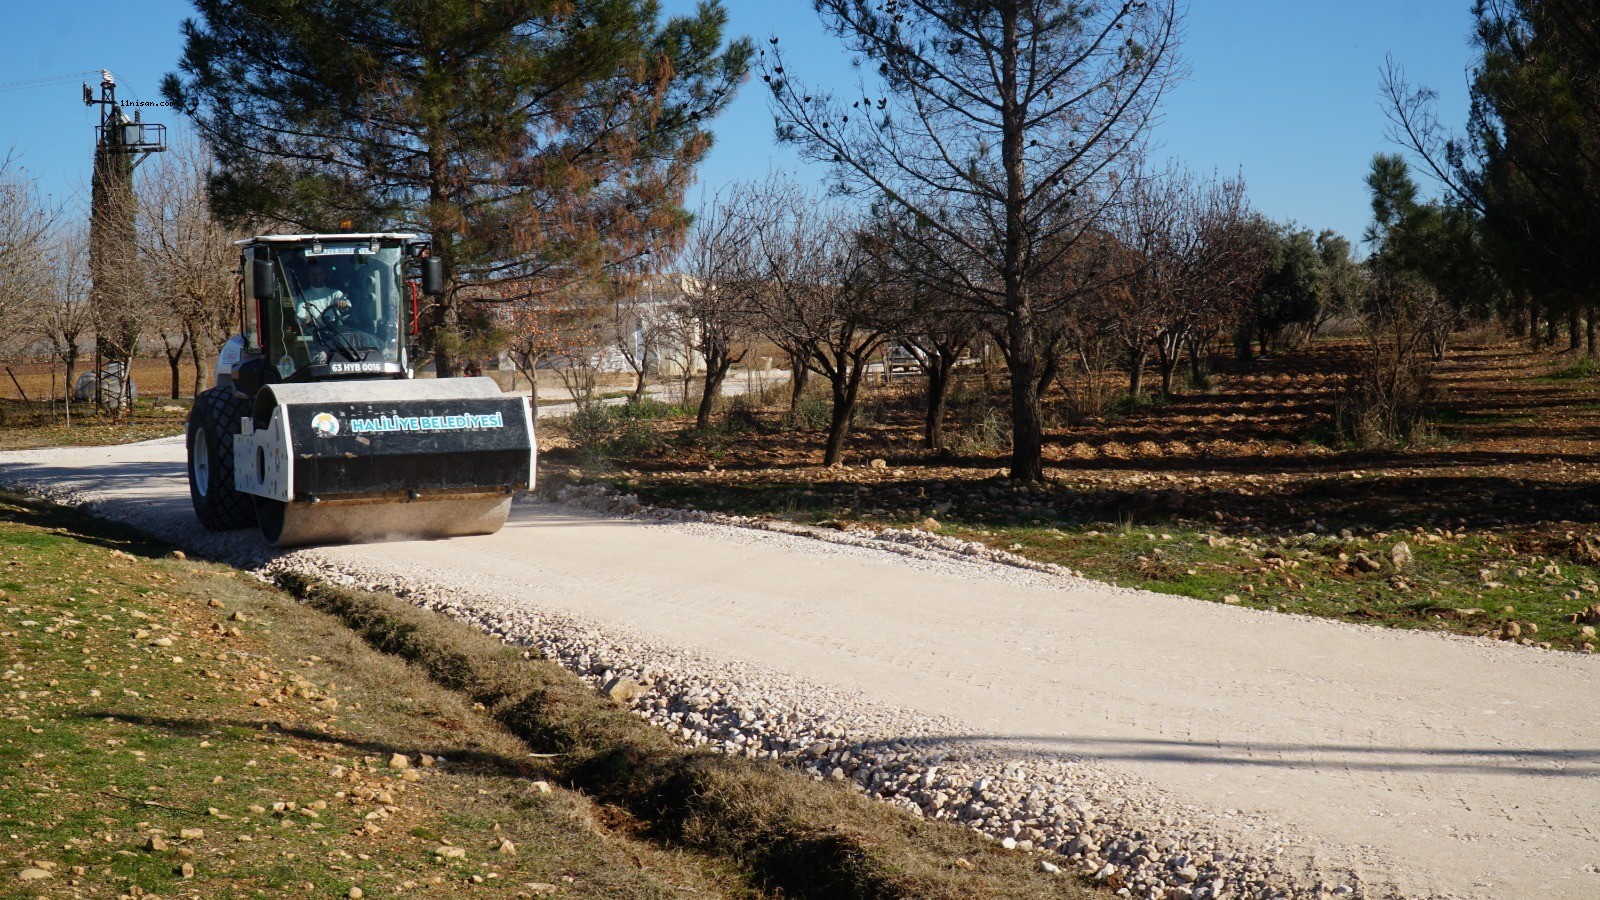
left=1336, top=268, right=1450, bottom=447
left=138, top=141, right=246, bottom=398
left=0, top=155, right=58, bottom=357
left=31, top=226, right=94, bottom=420
left=607, top=277, right=672, bottom=403
left=1184, top=188, right=1272, bottom=385
left=877, top=219, right=978, bottom=450
left=746, top=184, right=905, bottom=465
left=679, top=188, right=758, bottom=428
left=903, top=300, right=978, bottom=451
left=766, top=0, right=1182, bottom=480
left=1113, top=167, right=1265, bottom=398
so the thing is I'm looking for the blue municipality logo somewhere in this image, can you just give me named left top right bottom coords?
left=310, top=412, right=340, bottom=437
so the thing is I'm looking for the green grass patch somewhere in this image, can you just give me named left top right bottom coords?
left=930, top=523, right=1596, bottom=650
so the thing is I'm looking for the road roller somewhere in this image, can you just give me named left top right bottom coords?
left=186, top=233, right=535, bottom=548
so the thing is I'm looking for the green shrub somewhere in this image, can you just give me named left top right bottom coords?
left=1549, top=355, right=1599, bottom=380
left=786, top=382, right=832, bottom=431
left=1115, top=390, right=1170, bottom=414
left=610, top=416, right=664, bottom=455
left=567, top=403, right=666, bottom=462
left=720, top=395, right=763, bottom=434
left=949, top=400, right=1011, bottom=456
left=567, top=404, right=614, bottom=461
left=616, top=396, right=684, bottom=421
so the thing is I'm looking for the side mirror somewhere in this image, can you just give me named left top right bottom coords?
left=421, top=258, right=445, bottom=297
left=251, top=258, right=276, bottom=302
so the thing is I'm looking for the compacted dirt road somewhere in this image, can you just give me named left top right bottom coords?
left=3, top=436, right=1597, bottom=899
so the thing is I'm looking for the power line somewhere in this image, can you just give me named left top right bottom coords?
left=0, top=70, right=101, bottom=94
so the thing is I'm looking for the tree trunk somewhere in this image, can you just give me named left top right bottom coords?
left=995, top=4, right=1043, bottom=481
left=924, top=353, right=954, bottom=451
left=1233, top=321, right=1252, bottom=365
left=1569, top=305, right=1582, bottom=351
left=92, top=346, right=103, bottom=415
left=431, top=304, right=457, bottom=377
left=1186, top=333, right=1209, bottom=385
left=1005, top=306, right=1045, bottom=481
left=1588, top=305, right=1597, bottom=357
left=1155, top=331, right=1182, bottom=397
left=696, top=355, right=730, bottom=429
left=1128, top=346, right=1147, bottom=399
left=62, top=350, right=78, bottom=421
left=821, top=359, right=866, bottom=466
left=169, top=356, right=182, bottom=400
left=1545, top=309, right=1558, bottom=347
left=190, top=340, right=206, bottom=396
left=788, top=351, right=810, bottom=409
left=1037, top=346, right=1062, bottom=400
left=119, top=363, right=135, bottom=423
left=424, top=133, right=460, bottom=378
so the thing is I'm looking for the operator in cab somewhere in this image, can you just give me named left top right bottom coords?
left=297, top=260, right=353, bottom=328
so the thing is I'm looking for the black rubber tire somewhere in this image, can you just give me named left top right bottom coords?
left=187, top=387, right=255, bottom=531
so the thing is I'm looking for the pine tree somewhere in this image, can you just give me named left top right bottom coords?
left=164, top=0, right=750, bottom=376
left=1384, top=1, right=1597, bottom=318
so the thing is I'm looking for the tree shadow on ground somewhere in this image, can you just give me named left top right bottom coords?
left=850, top=734, right=1600, bottom=778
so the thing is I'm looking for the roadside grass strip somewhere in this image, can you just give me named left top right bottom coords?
left=0, top=492, right=752, bottom=898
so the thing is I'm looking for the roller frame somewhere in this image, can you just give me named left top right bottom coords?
left=231, top=377, right=535, bottom=547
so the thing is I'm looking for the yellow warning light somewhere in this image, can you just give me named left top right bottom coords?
left=339, top=219, right=355, bottom=231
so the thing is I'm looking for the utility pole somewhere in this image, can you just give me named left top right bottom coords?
left=85, top=70, right=166, bottom=416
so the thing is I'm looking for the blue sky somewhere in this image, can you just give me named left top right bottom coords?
left=1, top=1, right=1476, bottom=246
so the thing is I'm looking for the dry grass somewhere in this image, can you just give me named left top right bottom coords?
left=0, top=357, right=204, bottom=403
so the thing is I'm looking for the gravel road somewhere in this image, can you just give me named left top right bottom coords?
left=3, top=436, right=1597, bottom=900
